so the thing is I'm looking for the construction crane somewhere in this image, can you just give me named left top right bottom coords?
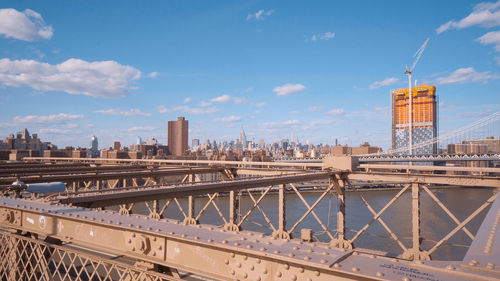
left=405, top=37, right=429, bottom=155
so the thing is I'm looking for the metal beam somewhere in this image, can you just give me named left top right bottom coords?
left=348, top=172, right=500, bottom=188
left=58, top=172, right=336, bottom=208
left=0, top=167, right=225, bottom=185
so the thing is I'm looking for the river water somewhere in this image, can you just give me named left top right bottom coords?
left=115, top=186, right=494, bottom=261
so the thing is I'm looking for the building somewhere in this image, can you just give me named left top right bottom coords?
left=240, top=127, right=247, bottom=148
left=192, top=139, right=200, bottom=148
left=89, top=136, right=99, bottom=158
left=168, top=117, right=189, bottom=156
left=391, top=84, right=437, bottom=155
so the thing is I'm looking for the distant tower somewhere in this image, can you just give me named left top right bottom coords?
left=89, top=136, right=98, bottom=158
left=168, top=117, right=189, bottom=156
left=240, top=126, right=247, bottom=148
left=137, top=137, right=142, bottom=145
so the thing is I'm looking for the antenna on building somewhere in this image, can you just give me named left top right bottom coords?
left=405, top=37, right=429, bottom=155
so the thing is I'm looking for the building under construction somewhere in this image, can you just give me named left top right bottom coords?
left=391, top=84, right=437, bottom=155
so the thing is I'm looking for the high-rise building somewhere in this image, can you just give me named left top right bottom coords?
left=391, top=84, right=437, bottom=155
left=89, top=136, right=99, bottom=158
left=168, top=117, right=189, bottom=156
left=240, top=127, right=247, bottom=148
left=113, top=141, right=121, bottom=151
left=192, top=139, right=200, bottom=148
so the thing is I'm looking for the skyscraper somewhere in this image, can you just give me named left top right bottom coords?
left=168, top=117, right=189, bottom=156
left=89, top=136, right=98, bottom=158
left=240, top=126, right=247, bottom=148
left=391, top=84, right=437, bottom=155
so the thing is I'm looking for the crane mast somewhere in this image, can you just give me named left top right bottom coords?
left=405, top=38, right=429, bottom=155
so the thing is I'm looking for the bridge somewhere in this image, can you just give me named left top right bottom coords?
left=0, top=156, right=499, bottom=280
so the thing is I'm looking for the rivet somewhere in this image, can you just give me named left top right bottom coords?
left=276, top=272, right=282, bottom=277
left=304, top=256, right=310, bottom=261
left=263, top=269, right=268, bottom=274
left=230, top=269, right=235, bottom=275
left=181, top=234, right=187, bottom=238
left=288, top=253, right=295, bottom=257
left=222, top=240, right=228, bottom=244
left=322, top=251, right=328, bottom=256
left=249, top=265, right=254, bottom=270
left=266, top=242, right=271, bottom=245
left=307, top=249, right=313, bottom=253
left=352, top=267, right=359, bottom=272
left=391, top=258, right=398, bottom=263
left=333, top=263, right=340, bottom=268
left=314, top=270, right=320, bottom=276
left=246, top=245, right=252, bottom=249
left=320, top=259, right=327, bottom=264
left=274, top=250, right=280, bottom=254
left=241, top=237, right=247, bottom=241
left=469, top=260, right=478, bottom=266
left=259, top=234, right=265, bottom=238
left=256, top=259, right=261, bottom=264
left=242, top=273, right=247, bottom=279
left=256, top=277, right=261, bottom=281
left=236, top=262, right=241, bottom=268
left=370, top=254, right=375, bottom=259
left=486, top=262, right=495, bottom=269
left=194, top=236, right=199, bottom=240
left=243, top=256, right=248, bottom=260
left=224, top=259, right=229, bottom=265
left=231, top=253, right=235, bottom=258
left=446, top=265, right=455, bottom=270
left=376, top=272, right=384, bottom=277
left=260, top=247, right=266, bottom=252
left=284, top=264, right=289, bottom=270
left=293, top=246, right=299, bottom=250
left=234, top=242, right=239, bottom=246
left=403, top=278, right=410, bottom=281
left=352, top=251, right=359, bottom=256
left=208, top=239, right=213, bottom=243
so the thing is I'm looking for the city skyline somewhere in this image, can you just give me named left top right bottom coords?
left=0, top=1, right=499, bottom=149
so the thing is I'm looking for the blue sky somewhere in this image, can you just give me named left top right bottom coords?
left=0, top=0, right=498, bottom=149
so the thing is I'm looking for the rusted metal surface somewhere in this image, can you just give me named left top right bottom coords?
left=1, top=196, right=499, bottom=280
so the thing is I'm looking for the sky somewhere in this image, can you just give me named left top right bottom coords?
left=0, top=0, right=499, bottom=150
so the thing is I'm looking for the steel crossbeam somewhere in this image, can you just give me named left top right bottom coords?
left=56, top=172, right=335, bottom=208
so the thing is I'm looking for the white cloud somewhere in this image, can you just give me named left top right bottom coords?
left=437, top=1, right=500, bottom=33
left=127, top=126, right=156, bottom=132
left=201, top=95, right=246, bottom=106
left=320, top=32, right=335, bottom=40
left=0, top=58, right=141, bottom=98
left=247, top=9, right=274, bottom=21
left=1, top=113, right=84, bottom=128
left=255, top=102, right=265, bottom=107
left=369, top=77, right=400, bottom=90
left=184, top=97, right=192, bottom=103
left=435, top=67, right=499, bottom=84
left=325, top=108, right=345, bottom=115
left=94, top=108, right=151, bottom=117
left=214, top=115, right=241, bottom=122
left=147, top=71, right=159, bottom=78
left=311, top=35, right=317, bottom=41
left=260, top=119, right=301, bottom=128
left=39, top=128, right=72, bottom=134
left=0, top=8, right=53, bottom=41
left=157, top=105, right=219, bottom=115
left=273, top=83, right=306, bottom=96
left=289, top=110, right=300, bottom=114
left=13, top=113, right=83, bottom=124
left=476, top=30, right=500, bottom=50
left=211, top=94, right=232, bottom=103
